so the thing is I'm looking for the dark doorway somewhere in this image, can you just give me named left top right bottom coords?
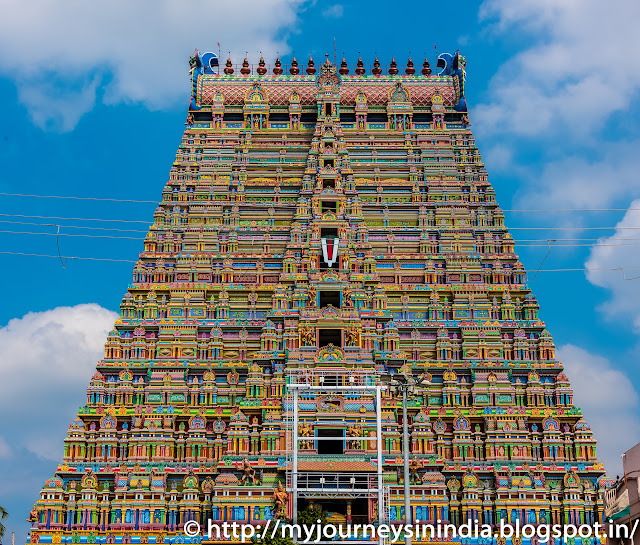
left=223, top=112, right=244, bottom=122
left=319, top=328, right=341, bottom=347
left=321, top=227, right=338, bottom=238
left=351, top=498, right=369, bottom=524
left=326, top=103, right=332, bottom=116
left=321, top=374, right=339, bottom=386
left=368, top=113, right=388, bottom=123
left=321, top=201, right=337, bottom=214
left=339, top=113, right=356, bottom=123
left=317, top=428, right=343, bottom=455
left=319, top=290, right=341, bottom=308
left=301, top=112, right=317, bottom=123
left=269, top=113, right=290, bottom=122
left=300, top=498, right=370, bottom=524
left=323, top=176, right=335, bottom=186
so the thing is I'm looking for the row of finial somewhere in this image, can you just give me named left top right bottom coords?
left=222, top=56, right=432, bottom=76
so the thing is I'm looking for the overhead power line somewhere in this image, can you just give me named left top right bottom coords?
left=1, top=250, right=639, bottom=275
left=503, top=208, right=640, bottom=212
left=6, top=224, right=640, bottom=248
left=1, top=192, right=640, bottom=214
left=516, top=242, right=640, bottom=247
left=4, top=219, right=635, bottom=243
left=0, top=251, right=137, bottom=263
left=0, top=220, right=149, bottom=233
left=0, top=251, right=640, bottom=273
left=0, top=230, right=144, bottom=241
left=0, top=213, right=151, bottom=224
left=504, top=236, right=640, bottom=242
left=0, top=192, right=158, bottom=204
left=509, top=226, right=640, bottom=230
left=0, top=211, right=637, bottom=234
left=4, top=228, right=640, bottom=248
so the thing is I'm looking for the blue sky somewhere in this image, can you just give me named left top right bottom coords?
left=1, top=0, right=640, bottom=539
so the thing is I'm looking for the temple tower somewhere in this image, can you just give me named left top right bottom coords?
left=25, top=52, right=612, bottom=545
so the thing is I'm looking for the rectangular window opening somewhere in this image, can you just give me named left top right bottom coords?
left=269, top=112, right=290, bottom=122
left=300, top=113, right=317, bottom=123
left=319, top=290, right=341, bottom=308
left=325, top=103, right=332, bottom=116
left=321, top=227, right=338, bottom=238
left=321, top=201, right=337, bottom=214
left=317, top=428, right=343, bottom=455
left=323, top=178, right=335, bottom=188
left=318, top=328, right=341, bottom=347
left=368, top=113, right=388, bottom=123
left=222, top=112, right=244, bottom=122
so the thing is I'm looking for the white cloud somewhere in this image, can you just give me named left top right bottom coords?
left=475, top=0, right=640, bottom=138
left=481, top=143, right=514, bottom=174
left=511, top=142, right=640, bottom=211
left=16, top=77, right=99, bottom=132
left=0, top=0, right=304, bottom=131
left=0, top=436, right=11, bottom=458
left=585, top=200, right=640, bottom=330
left=322, top=4, right=344, bottom=18
left=0, top=304, right=117, bottom=460
left=470, top=1, right=640, bottom=214
left=558, top=344, right=640, bottom=477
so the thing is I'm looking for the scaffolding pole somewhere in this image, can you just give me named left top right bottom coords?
left=292, top=388, right=299, bottom=527
left=288, top=381, right=387, bottom=544
left=376, top=386, right=384, bottom=545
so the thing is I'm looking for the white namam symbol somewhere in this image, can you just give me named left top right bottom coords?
left=321, top=236, right=339, bottom=267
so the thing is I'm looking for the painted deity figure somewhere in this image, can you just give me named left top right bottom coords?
left=240, top=457, right=257, bottom=486
left=343, top=287, right=354, bottom=308
left=410, top=457, right=422, bottom=484
left=299, top=421, right=313, bottom=449
left=27, top=505, right=39, bottom=524
left=347, top=422, right=363, bottom=449
left=273, top=482, right=289, bottom=518
left=307, top=285, right=317, bottom=307
left=300, top=324, right=315, bottom=346
left=345, top=324, right=359, bottom=347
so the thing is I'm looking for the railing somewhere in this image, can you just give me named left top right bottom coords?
left=295, top=472, right=379, bottom=495
left=286, top=367, right=378, bottom=389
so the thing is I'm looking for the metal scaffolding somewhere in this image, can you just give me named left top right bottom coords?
left=285, top=372, right=388, bottom=535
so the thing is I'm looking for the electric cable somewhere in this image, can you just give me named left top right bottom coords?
left=1, top=192, right=639, bottom=213
left=0, top=192, right=158, bottom=204
left=1, top=250, right=639, bottom=276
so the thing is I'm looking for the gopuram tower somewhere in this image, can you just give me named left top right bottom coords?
left=28, top=52, right=613, bottom=543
